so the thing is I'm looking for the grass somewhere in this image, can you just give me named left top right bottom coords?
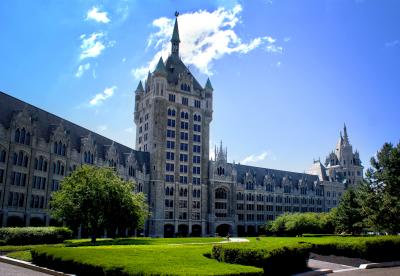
left=32, top=244, right=263, bottom=275
left=10, top=235, right=400, bottom=275
left=64, top=237, right=225, bottom=247
left=0, top=244, right=63, bottom=252
left=6, top=250, right=32, bottom=262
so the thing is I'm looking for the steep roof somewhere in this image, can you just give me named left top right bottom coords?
left=165, top=55, right=203, bottom=91
left=234, top=163, right=319, bottom=187
left=0, top=91, right=150, bottom=172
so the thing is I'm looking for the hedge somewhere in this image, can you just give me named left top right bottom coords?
left=310, top=236, right=400, bottom=262
left=212, top=243, right=312, bottom=275
left=0, top=227, right=72, bottom=245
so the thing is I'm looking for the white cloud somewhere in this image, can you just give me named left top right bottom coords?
left=132, top=5, right=282, bottom=80
left=79, top=32, right=115, bottom=60
left=89, top=86, right=117, bottom=106
left=241, top=151, right=269, bottom=165
left=86, top=7, right=110, bottom=23
left=75, top=63, right=91, bottom=78
left=385, top=40, right=399, bottom=48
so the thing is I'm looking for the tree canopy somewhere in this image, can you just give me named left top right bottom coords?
left=50, top=165, right=148, bottom=243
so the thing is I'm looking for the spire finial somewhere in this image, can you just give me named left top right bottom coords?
left=343, top=123, right=349, bottom=144
left=175, top=11, right=179, bottom=17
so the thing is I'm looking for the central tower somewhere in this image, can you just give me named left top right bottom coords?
left=134, top=14, right=213, bottom=237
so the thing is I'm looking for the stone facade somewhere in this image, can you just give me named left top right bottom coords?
left=0, top=15, right=363, bottom=237
left=0, top=92, right=150, bottom=227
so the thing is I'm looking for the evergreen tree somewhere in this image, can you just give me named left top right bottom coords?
left=333, top=189, right=363, bottom=234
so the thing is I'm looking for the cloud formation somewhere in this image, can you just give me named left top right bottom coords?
left=132, top=5, right=282, bottom=80
left=86, top=7, right=110, bottom=23
left=89, top=86, right=117, bottom=106
left=241, top=151, right=269, bottom=165
left=79, top=32, right=115, bottom=60
left=75, top=63, right=91, bottom=78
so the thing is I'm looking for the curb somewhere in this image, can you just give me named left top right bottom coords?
left=0, top=256, right=72, bottom=276
left=359, top=261, right=400, bottom=269
left=292, top=268, right=333, bottom=276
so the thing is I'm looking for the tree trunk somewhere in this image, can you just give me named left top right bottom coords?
left=91, top=227, right=97, bottom=244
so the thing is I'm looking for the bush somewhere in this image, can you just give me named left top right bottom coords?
left=267, top=212, right=335, bottom=236
left=311, top=236, right=400, bottom=262
left=212, top=243, right=311, bottom=275
left=0, top=227, right=72, bottom=245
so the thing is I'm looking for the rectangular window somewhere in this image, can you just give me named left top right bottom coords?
left=192, top=166, right=201, bottom=175
left=165, top=175, right=174, bottom=182
left=179, top=176, right=188, bottom=184
left=179, top=154, right=188, bottom=162
left=194, top=100, right=201, bottom=108
left=192, top=177, right=201, bottom=185
left=180, top=143, right=188, bottom=151
left=193, top=134, right=201, bottom=142
left=193, top=155, right=201, bottom=164
left=193, top=124, right=201, bottom=132
left=166, top=141, right=175, bottom=149
left=168, top=94, right=176, bottom=102
left=167, top=119, right=176, bottom=127
left=180, top=165, right=188, bottom=173
left=181, top=97, right=188, bottom=105
left=166, top=163, right=174, bottom=172
left=167, top=130, right=175, bottom=138
left=180, top=132, right=188, bottom=140
left=180, top=122, right=189, bottom=130
left=193, top=145, right=201, bottom=153
left=166, top=152, right=175, bottom=161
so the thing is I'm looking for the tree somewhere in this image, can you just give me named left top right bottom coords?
left=50, top=165, right=148, bottom=243
left=359, top=142, right=400, bottom=234
left=333, top=189, right=363, bottom=234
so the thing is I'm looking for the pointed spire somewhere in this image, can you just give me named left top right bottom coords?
left=171, top=12, right=180, bottom=57
left=153, top=57, right=167, bottom=76
left=343, top=123, right=349, bottom=144
left=135, top=81, right=144, bottom=93
left=205, top=77, right=213, bottom=91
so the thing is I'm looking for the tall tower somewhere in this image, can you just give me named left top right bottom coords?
left=324, top=124, right=363, bottom=187
left=134, top=13, right=213, bottom=237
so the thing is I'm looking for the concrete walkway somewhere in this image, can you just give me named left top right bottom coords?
left=0, top=261, right=50, bottom=276
left=168, top=237, right=249, bottom=245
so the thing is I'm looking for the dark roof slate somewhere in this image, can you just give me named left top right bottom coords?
left=165, top=56, right=203, bottom=91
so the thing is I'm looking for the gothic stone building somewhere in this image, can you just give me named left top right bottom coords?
left=0, top=16, right=363, bottom=237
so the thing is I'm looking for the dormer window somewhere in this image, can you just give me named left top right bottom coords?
left=180, top=83, right=191, bottom=92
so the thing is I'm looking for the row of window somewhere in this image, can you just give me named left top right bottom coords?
left=30, top=195, right=45, bottom=209
left=14, top=128, right=31, bottom=145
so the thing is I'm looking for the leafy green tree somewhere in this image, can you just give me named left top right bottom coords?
left=333, top=189, right=363, bottom=234
left=359, top=142, right=400, bottom=234
left=50, top=165, right=148, bottom=243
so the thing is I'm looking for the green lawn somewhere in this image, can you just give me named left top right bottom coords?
left=9, top=235, right=400, bottom=275
left=32, top=243, right=263, bottom=275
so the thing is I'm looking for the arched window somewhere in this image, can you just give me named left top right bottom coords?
left=184, top=188, right=188, bottom=197
left=166, top=187, right=170, bottom=196
left=38, top=156, right=43, bottom=170
left=0, top=150, right=6, bottom=163
left=26, top=132, right=31, bottom=145
left=23, top=155, right=28, bottom=167
left=215, top=188, right=227, bottom=199
left=197, top=190, right=200, bottom=198
left=17, top=151, right=23, bottom=166
left=20, top=128, right=26, bottom=144
left=179, top=188, right=184, bottom=197
left=13, top=153, right=17, bottom=165
left=14, top=129, right=20, bottom=142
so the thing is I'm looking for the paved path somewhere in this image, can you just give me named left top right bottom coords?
left=334, top=266, right=400, bottom=275
left=0, top=261, right=50, bottom=276
left=308, top=259, right=356, bottom=272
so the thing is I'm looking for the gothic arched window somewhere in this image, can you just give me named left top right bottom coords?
left=215, top=188, right=227, bottom=199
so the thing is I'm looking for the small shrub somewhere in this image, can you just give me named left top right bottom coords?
left=0, top=227, right=72, bottom=245
left=212, top=243, right=311, bottom=275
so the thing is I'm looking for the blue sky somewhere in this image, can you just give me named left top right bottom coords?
left=1, top=0, right=399, bottom=173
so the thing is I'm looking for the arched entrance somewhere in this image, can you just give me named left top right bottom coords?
left=178, top=224, right=189, bottom=237
left=7, top=216, right=24, bottom=227
left=247, top=225, right=256, bottom=236
left=192, top=225, right=202, bottom=237
left=30, top=217, right=45, bottom=226
left=237, top=225, right=246, bottom=237
left=216, top=224, right=231, bottom=237
left=164, top=224, right=175, bottom=238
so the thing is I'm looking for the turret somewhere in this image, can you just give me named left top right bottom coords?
left=152, top=57, right=167, bottom=97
